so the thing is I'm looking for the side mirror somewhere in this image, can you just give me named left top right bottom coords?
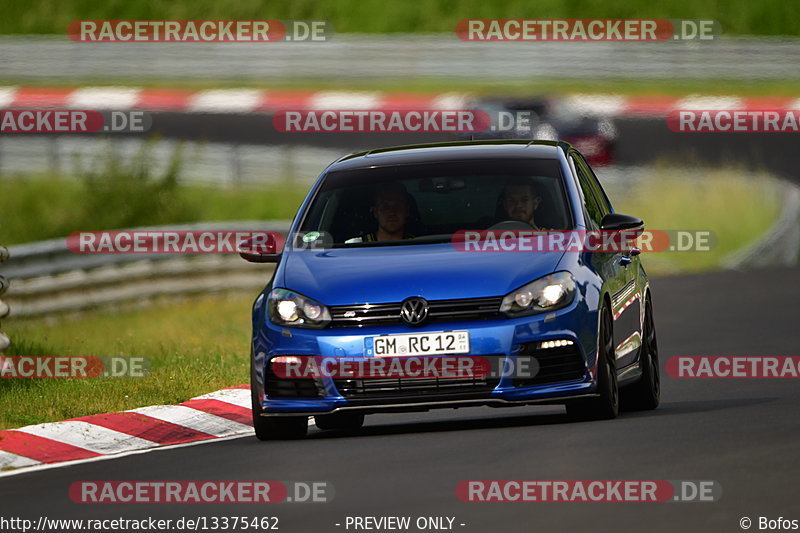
left=599, top=213, right=644, bottom=253
left=600, top=213, right=644, bottom=232
left=238, top=233, right=283, bottom=263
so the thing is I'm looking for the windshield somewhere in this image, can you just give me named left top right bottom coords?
left=299, top=158, right=572, bottom=246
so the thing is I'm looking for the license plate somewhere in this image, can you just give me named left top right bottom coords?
left=365, top=331, right=470, bottom=357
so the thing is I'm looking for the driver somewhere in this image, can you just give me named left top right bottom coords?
left=356, top=182, right=416, bottom=242
left=500, top=180, right=542, bottom=228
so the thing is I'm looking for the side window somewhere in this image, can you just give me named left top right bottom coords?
left=576, top=153, right=612, bottom=215
left=571, top=155, right=604, bottom=229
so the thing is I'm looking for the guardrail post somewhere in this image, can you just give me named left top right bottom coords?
left=283, top=145, right=295, bottom=183
left=48, top=136, right=61, bottom=174
left=230, top=143, right=242, bottom=185
left=0, top=245, right=10, bottom=353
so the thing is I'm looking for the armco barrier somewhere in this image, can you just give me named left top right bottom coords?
left=2, top=35, right=799, bottom=81
left=2, top=221, right=289, bottom=317
left=723, top=184, right=800, bottom=269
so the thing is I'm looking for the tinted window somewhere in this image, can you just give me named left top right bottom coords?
left=576, top=153, right=612, bottom=214
left=571, top=155, right=604, bottom=229
left=300, top=159, right=572, bottom=246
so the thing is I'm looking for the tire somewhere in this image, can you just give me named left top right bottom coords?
left=251, top=359, right=309, bottom=440
left=566, top=304, right=619, bottom=420
left=621, top=296, right=660, bottom=411
left=314, top=412, right=365, bottom=431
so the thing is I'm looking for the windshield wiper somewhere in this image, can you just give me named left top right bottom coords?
left=333, top=234, right=453, bottom=248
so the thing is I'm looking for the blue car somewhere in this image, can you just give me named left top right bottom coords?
left=242, top=140, right=659, bottom=439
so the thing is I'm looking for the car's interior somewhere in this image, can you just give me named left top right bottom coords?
left=303, top=174, right=572, bottom=244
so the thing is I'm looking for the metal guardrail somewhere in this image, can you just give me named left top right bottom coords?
left=3, top=221, right=289, bottom=317
left=0, top=138, right=650, bottom=189
left=1, top=35, right=800, bottom=80
left=0, top=137, right=340, bottom=187
left=723, top=183, right=800, bottom=269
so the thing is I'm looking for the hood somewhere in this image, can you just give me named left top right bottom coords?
left=280, top=243, right=564, bottom=305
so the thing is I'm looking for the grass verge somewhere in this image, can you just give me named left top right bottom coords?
left=3, top=77, right=800, bottom=98
left=1, top=294, right=253, bottom=430
left=610, top=166, right=781, bottom=274
left=0, top=174, right=309, bottom=246
left=1, top=0, right=797, bottom=36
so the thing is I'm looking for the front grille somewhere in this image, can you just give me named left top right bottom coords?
left=266, top=365, right=324, bottom=399
left=513, top=342, right=586, bottom=387
left=334, top=375, right=499, bottom=399
left=330, top=296, right=502, bottom=328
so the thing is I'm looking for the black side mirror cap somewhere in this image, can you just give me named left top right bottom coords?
left=600, top=213, right=644, bottom=231
left=238, top=235, right=283, bottom=263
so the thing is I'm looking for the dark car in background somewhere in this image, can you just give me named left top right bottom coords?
left=464, top=97, right=617, bottom=166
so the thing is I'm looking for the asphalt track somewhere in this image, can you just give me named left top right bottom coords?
left=0, top=266, right=797, bottom=533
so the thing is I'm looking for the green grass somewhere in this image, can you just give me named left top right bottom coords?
left=611, top=166, right=781, bottom=274
left=0, top=175, right=309, bottom=245
left=1, top=294, right=254, bottom=429
left=1, top=0, right=798, bottom=36
left=0, top=164, right=782, bottom=429
left=4, top=77, right=800, bottom=98
left=0, top=145, right=310, bottom=245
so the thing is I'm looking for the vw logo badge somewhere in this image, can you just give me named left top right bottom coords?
left=400, top=297, right=429, bottom=326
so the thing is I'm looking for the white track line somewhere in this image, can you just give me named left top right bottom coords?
left=432, top=93, right=469, bottom=109
left=0, top=434, right=252, bottom=479
left=565, top=94, right=626, bottom=116
left=189, top=89, right=262, bottom=113
left=675, top=95, right=743, bottom=110
left=0, top=86, right=18, bottom=107
left=14, top=421, right=157, bottom=455
left=0, top=450, right=41, bottom=470
left=0, top=387, right=318, bottom=477
left=67, top=87, right=141, bottom=109
left=1, top=416, right=315, bottom=479
left=310, top=91, right=380, bottom=110
left=191, top=388, right=251, bottom=409
left=130, top=405, right=253, bottom=436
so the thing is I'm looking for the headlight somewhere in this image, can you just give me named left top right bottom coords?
left=267, top=288, right=331, bottom=329
left=500, top=272, right=576, bottom=317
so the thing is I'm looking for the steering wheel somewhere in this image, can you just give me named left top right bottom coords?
left=487, top=220, right=535, bottom=231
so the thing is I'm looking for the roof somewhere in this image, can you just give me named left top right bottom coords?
left=329, top=140, right=570, bottom=171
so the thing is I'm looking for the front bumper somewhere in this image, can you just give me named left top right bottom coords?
left=253, top=300, right=600, bottom=416
left=260, top=385, right=598, bottom=417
